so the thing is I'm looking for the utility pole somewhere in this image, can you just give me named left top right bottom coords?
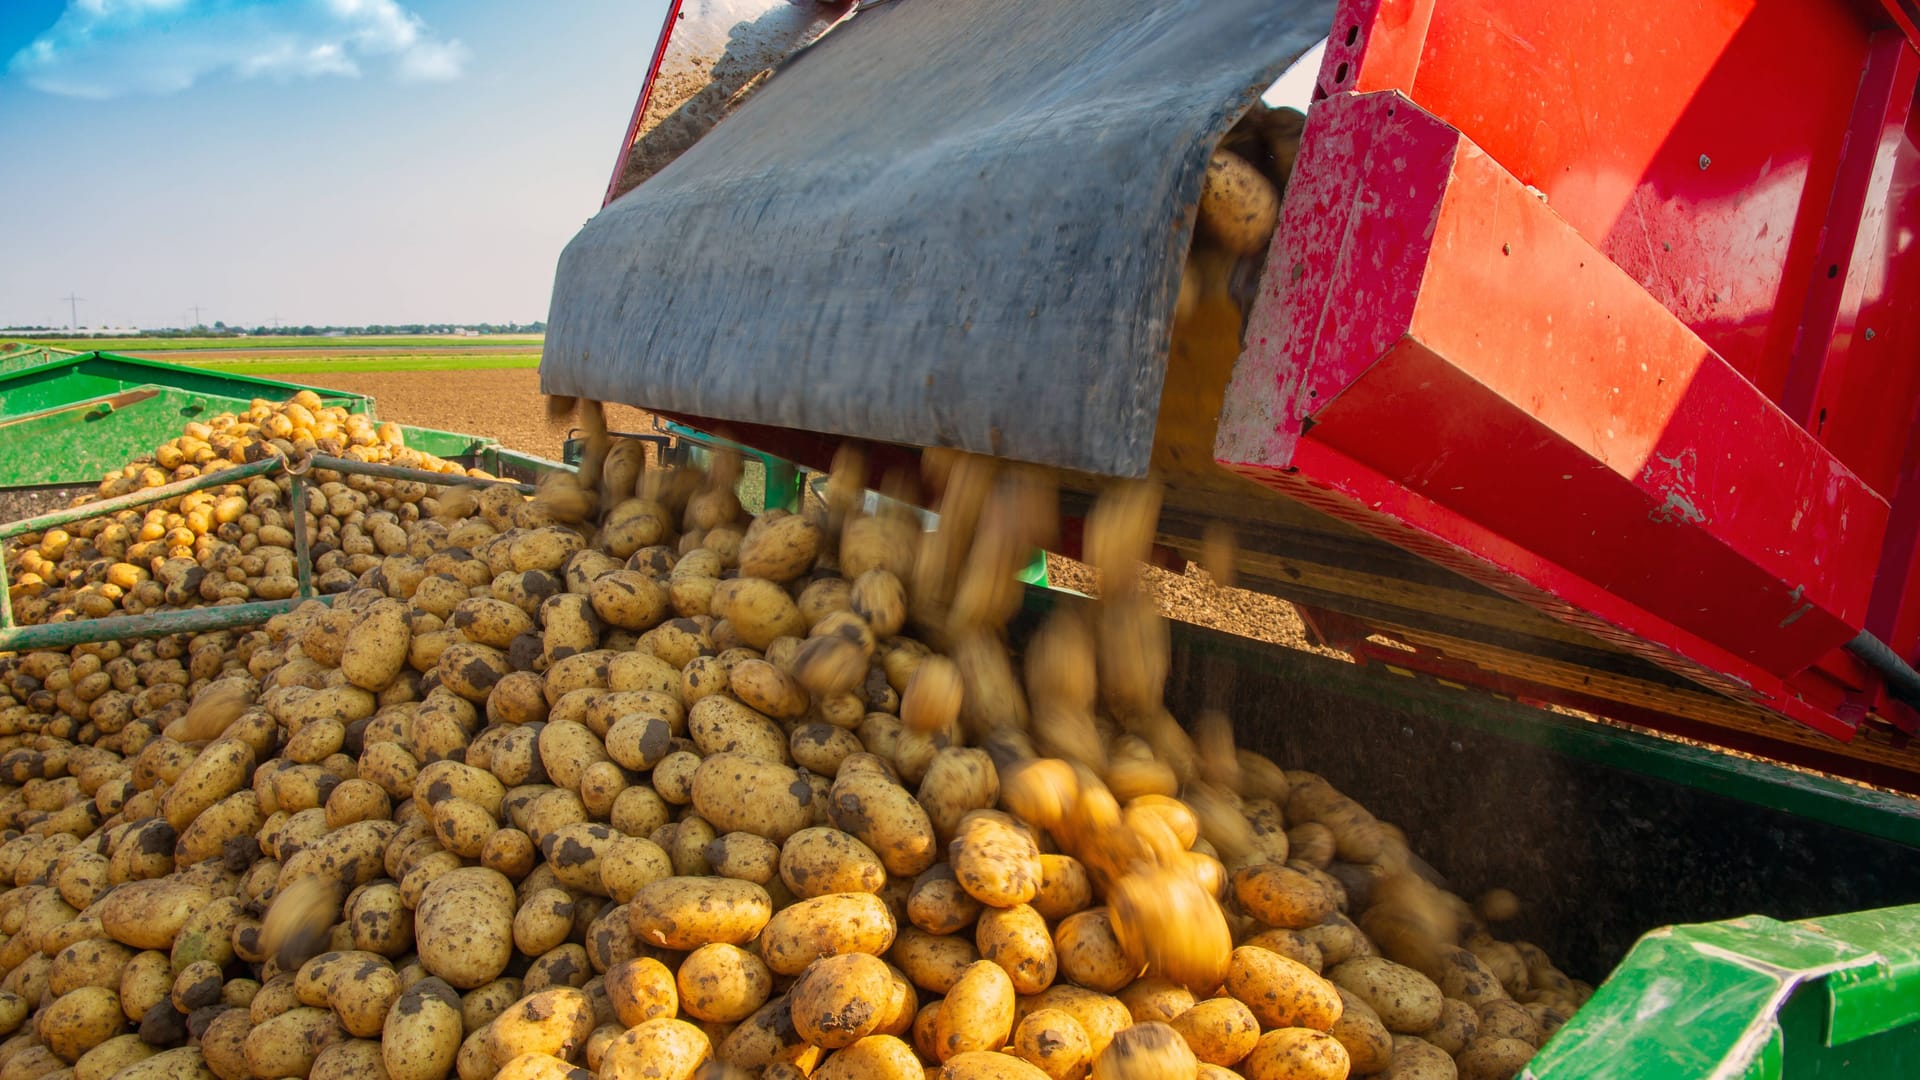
left=61, top=294, right=83, bottom=331
left=270, top=315, right=283, bottom=331
left=188, top=304, right=206, bottom=329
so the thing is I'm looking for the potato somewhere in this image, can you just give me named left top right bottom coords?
left=676, top=944, right=771, bottom=1024
left=486, top=987, right=594, bottom=1063
left=918, top=749, right=999, bottom=846
left=690, top=753, right=814, bottom=843
left=37, top=985, right=124, bottom=1063
left=1476, top=999, right=1540, bottom=1047
left=1382, top=1034, right=1459, bottom=1079
left=381, top=977, right=462, bottom=1080
left=814, top=1034, right=923, bottom=1080
left=415, top=868, right=516, bottom=989
left=716, top=995, right=820, bottom=1072
left=1225, top=947, right=1342, bottom=1031
left=1031, top=855, right=1093, bottom=923
left=1233, top=863, right=1334, bottom=930
left=790, top=952, right=893, bottom=1049
left=935, top=961, right=1016, bottom=1062
left=101, top=879, right=209, bottom=951
left=780, top=827, right=886, bottom=899
left=1240, top=1028, right=1350, bottom=1080
left=1090, top=1021, right=1196, bottom=1080
left=597, top=1017, right=710, bottom=1080
left=827, top=768, right=937, bottom=877
left=242, top=1005, right=343, bottom=1079
left=1054, top=910, right=1136, bottom=994
left=513, top=889, right=576, bottom=957
left=739, top=515, right=822, bottom=583
left=341, top=599, right=410, bottom=691
left=940, top=1052, right=1053, bottom=1080
left=494, top=1052, right=585, bottom=1080
left=730, top=660, right=810, bottom=720
left=1196, top=149, right=1278, bottom=256
left=710, top=579, right=805, bottom=650
left=951, top=811, right=1041, bottom=909
left=1328, top=957, right=1442, bottom=1034
left=889, top=927, right=980, bottom=995
left=72, top=1034, right=155, bottom=1080
left=1330, top=988, right=1393, bottom=1074
left=687, top=697, right=789, bottom=765
left=589, top=571, right=671, bottom=631
left=1011, top=1008, right=1091, bottom=1080
left=629, top=877, right=772, bottom=950
left=760, top=892, right=897, bottom=976
left=976, top=904, right=1055, bottom=995
left=604, top=957, right=678, bottom=1029
left=1169, top=997, right=1258, bottom=1067
left=1116, top=979, right=1193, bottom=1027
left=1455, top=1035, right=1535, bottom=1080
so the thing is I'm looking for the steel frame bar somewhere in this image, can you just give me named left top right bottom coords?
left=2, top=452, right=537, bottom=650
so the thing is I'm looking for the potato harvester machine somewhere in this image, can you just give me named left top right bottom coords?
left=534, top=0, right=1920, bottom=1072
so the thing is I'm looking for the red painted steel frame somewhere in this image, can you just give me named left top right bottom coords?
left=603, top=0, right=686, bottom=209
left=1216, top=0, right=1920, bottom=745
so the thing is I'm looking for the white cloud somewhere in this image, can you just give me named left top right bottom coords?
left=7, top=0, right=468, bottom=98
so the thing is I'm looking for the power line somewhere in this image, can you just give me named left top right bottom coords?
left=61, top=293, right=83, bottom=330
left=188, top=304, right=206, bottom=328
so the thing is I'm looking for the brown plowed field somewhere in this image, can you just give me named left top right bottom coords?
left=319, top=369, right=658, bottom=462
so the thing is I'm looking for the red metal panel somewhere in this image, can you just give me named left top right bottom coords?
left=1217, top=89, right=1890, bottom=739
left=604, top=0, right=685, bottom=209
left=1326, top=0, right=1889, bottom=415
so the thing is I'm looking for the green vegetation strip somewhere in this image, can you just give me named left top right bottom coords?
left=180, top=355, right=541, bottom=375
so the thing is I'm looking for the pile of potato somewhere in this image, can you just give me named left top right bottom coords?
left=4, top=390, right=486, bottom=626
left=0, top=396, right=1591, bottom=1080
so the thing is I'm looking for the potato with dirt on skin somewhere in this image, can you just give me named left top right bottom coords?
left=977, top=904, right=1056, bottom=996
left=950, top=809, right=1042, bottom=909
left=242, top=1005, right=344, bottom=1079
left=778, top=826, right=886, bottom=899
left=1456, top=1035, right=1536, bottom=1080
left=485, top=986, right=595, bottom=1065
left=1233, top=862, right=1335, bottom=930
left=36, top=984, right=125, bottom=1063
left=413, top=867, right=516, bottom=990
left=1241, top=1027, right=1351, bottom=1080
left=381, top=977, right=462, bottom=1080
left=677, top=943, right=772, bottom=1024
left=731, top=659, right=811, bottom=719
left=813, top=1033, right=923, bottom=1080
left=340, top=599, right=410, bottom=691
left=828, top=764, right=938, bottom=877
left=1328, top=956, right=1443, bottom=1035
left=1054, top=909, right=1137, bottom=995
left=889, top=926, right=980, bottom=995
left=605, top=957, right=678, bottom=1029
left=71, top=1033, right=156, bottom=1080
left=789, top=952, right=894, bottom=1049
left=597, top=1017, right=710, bottom=1080
left=513, top=888, right=576, bottom=959
left=935, top=960, right=1016, bottom=1062
left=710, top=578, right=806, bottom=650
left=690, top=752, right=814, bottom=843
left=760, top=891, right=898, bottom=976
left=1011, top=1008, right=1091, bottom=1080
left=738, top=514, right=821, bottom=582
left=688, top=696, right=790, bottom=765
left=940, top=1052, right=1054, bottom=1080
left=1169, top=996, right=1259, bottom=1068
left=1381, top=1034, right=1458, bottom=1079
left=629, top=877, right=772, bottom=951
left=1329, top=987, right=1394, bottom=1074
left=705, top=832, right=783, bottom=886
left=1116, top=978, right=1193, bottom=1027
left=1197, top=149, right=1278, bottom=256
left=1226, top=946, right=1343, bottom=1032
left=100, top=879, right=209, bottom=951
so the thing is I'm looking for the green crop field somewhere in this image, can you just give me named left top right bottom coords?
left=14, top=334, right=542, bottom=352
left=182, top=354, right=541, bottom=375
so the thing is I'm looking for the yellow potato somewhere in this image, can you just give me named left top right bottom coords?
left=1225, top=947, right=1342, bottom=1032
left=1170, top=997, right=1259, bottom=1068
left=629, top=877, right=772, bottom=951
left=976, top=904, right=1056, bottom=995
left=1240, top=1028, right=1350, bottom=1080
left=676, top=944, right=772, bottom=1024
left=814, top=1034, right=923, bottom=1080
left=934, top=961, right=1016, bottom=1062
left=760, top=892, right=898, bottom=976
left=1196, top=149, right=1278, bottom=256
left=1011, top=1008, right=1091, bottom=1080
left=1090, top=1021, right=1197, bottom=1080
left=1327, top=957, right=1442, bottom=1035
left=790, top=952, right=893, bottom=1049
left=597, top=1017, right=710, bottom=1080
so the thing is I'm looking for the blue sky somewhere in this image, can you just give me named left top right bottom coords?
left=0, top=0, right=667, bottom=328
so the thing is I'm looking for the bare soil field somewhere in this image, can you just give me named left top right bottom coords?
left=318, top=369, right=658, bottom=461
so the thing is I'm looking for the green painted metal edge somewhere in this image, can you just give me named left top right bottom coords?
left=1523, top=904, right=1920, bottom=1078
left=0, top=595, right=332, bottom=652
left=0, top=351, right=366, bottom=416
left=0, top=386, right=283, bottom=486
left=394, top=424, right=493, bottom=460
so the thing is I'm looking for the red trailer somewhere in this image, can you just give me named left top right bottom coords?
left=543, top=0, right=1920, bottom=791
